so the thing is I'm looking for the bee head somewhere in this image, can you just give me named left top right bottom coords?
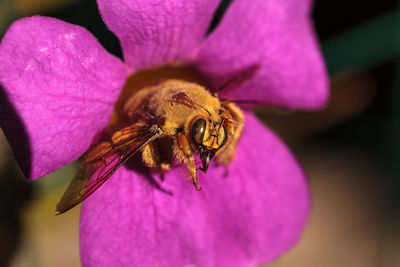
left=190, top=118, right=227, bottom=173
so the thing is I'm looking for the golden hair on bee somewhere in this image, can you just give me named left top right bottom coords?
left=56, top=71, right=253, bottom=214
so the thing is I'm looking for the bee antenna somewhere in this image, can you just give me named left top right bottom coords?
left=214, top=64, right=260, bottom=94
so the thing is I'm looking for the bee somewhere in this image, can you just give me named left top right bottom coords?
left=56, top=66, right=259, bottom=214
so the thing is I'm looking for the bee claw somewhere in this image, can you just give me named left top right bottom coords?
left=194, top=183, right=202, bottom=191
left=199, top=166, right=208, bottom=173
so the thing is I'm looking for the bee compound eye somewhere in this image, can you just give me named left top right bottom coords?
left=219, top=125, right=228, bottom=148
left=191, top=118, right=207, bottom=145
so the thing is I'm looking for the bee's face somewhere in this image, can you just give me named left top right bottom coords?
left=190, top=117, right=228, bottom=173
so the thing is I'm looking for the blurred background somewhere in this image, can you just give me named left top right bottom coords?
left=0, top=0, right=399, bottom=266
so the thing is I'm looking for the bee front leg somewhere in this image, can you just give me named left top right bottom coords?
left=142, top=141, right=170, bottom=172
left=175, top=133, right=201, bottom=191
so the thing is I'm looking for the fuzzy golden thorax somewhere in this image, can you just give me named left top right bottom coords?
left=121, top=79, right=243, bottom=186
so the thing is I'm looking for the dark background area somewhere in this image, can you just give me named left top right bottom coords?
left=0, top=0, right=399, bottom=266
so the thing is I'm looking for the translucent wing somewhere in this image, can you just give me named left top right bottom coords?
left=56, top=124, right=161, bottom=214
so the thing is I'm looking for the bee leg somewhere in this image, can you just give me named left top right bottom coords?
left=217, top=102, right=244, bottom=166
left=176, top=133, right=201, bottom=191
left=142, top=141, right=170, bottom=172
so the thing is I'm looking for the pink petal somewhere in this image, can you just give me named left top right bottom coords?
left=96, top=0, right=220, bottom=70
left=196, top=0, right=329, bottom=109
left=0, top=16, right=128, bottom=179
left=80, top=113, right=309, bottom=266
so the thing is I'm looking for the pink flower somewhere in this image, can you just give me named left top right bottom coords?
left=0, top=0, right=328, bottom=266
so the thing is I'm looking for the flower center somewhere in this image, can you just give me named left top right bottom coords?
left=111, top=65, right=211, bottom=125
